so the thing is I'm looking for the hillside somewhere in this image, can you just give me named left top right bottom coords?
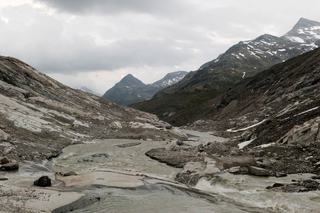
left=0, top=57, right=183, bottom=161
left=134, top=18, right=320, bottom=126
left=196, top=47, right=320, bottom=175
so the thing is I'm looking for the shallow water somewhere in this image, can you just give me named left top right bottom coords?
left=72, top=184, right=261, bottom=213
left=54, top=139, right=180, bottom=179
left=53, top=138, right=320, bottom=213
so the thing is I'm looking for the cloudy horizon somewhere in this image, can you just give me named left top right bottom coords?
left=0, top=0, right=320, bottom=93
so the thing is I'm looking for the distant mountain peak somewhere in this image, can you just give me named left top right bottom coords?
left=119, top=74, right=145, bottom=87
left=152, top=71, right=188, bottom=88
left=294, top=17, right=320, bottom=29
left=121, top=74, right=138, bottom=82
left=284, top=18, right=320, bottom=45
left=103, top=71, right=187, bottom=105
left=255, top=34, right=278, bottom=41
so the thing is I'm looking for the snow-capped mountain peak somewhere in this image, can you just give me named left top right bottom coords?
left=284, top=17, right=320, bottom=46
left=151, top=71, right=188, bottom=88
left=103, top=71, right=188, bottom=105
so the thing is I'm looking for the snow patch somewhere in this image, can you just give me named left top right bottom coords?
left=295, top=107, right=319, bottom=117
left=227, top=119, right=267, bottom=133
left=73, top=120, right=89, bottom=128
left=255, top=142, right=276, bottom=149
left=238, top=138, right=255, bottom=149
left=129, top=122, right=159, bottom=129
left=287, top=36, right=305, bottom=43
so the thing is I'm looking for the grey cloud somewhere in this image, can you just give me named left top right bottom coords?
left=1, top=0, right=320, bottom=78
left=0, top=5, right=205, bottom=73
left=37, top=0, right=188, bottom=15
left=33, top=37, right=198, bottom=73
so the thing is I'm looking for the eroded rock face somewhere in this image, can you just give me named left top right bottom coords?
left=0, top=56, right=184, bottom=161
left=279, top=117, right=320, bottom=145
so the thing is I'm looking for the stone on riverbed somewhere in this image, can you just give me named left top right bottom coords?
left=218, top=155, right=257, bottom=169
left=0, top=160, right=19, bottom=171
left=34, top=176, right=52, bottom=187
left=59, top=171, right=78, bottom=177
left=228, top=166, right=272, bottom=176
left=248, top=166, right=272, bottom=176
left=228, top=166, right=249, bottom=175
left=145, top=148, right=203, bottom=168
left=0, top=157, right=10, bottom=165
left=266, top=179, right=320, bottom=192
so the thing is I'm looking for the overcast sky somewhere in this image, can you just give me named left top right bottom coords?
left=0, top=0, right=320, bottom=93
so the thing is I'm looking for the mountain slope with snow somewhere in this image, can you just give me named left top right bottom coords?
left=103, top=71, right=187, bottom=106
left=134, top=18, right=320, bottom=126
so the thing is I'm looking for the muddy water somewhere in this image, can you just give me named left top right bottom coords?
left=52, top=137, right=320, bottom=213
left=54, top=139, right=179, bottom=179
left=54, top=138, right=260, bottom=213
left=71, top=184, right=262, bottom=213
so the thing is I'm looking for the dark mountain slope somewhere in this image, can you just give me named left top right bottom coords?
left=103, top=74, right=148, bottom=105
left=134, top=18, right=320, bottom=126
left=188, top=48, right=320, bottom=175
left=207, top=47, right=320, bottom=143
left=103, top=71, right=187, bottom=106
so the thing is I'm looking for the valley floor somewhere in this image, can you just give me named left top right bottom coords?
left=1, top=130, right=320, bottom=212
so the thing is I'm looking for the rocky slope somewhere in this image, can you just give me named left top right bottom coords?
left=0, top=56, right=184, bottom=161
left=189, top=47, right=320, bottom=175
left=144, top=48, right=320, bottom=187
left=103, top=71, right=187, bottom=106
left=134, top=18, right=320, bottom=126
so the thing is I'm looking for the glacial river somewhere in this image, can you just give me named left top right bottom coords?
left=51, top=136, right=320, bottom=213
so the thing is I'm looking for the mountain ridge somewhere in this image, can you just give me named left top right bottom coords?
left=134, top=18, right=320, bottom=126
left=103, top=71, right=188, bottom=106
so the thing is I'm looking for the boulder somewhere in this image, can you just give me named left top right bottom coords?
left=0, top=129, right=9, bottom=141
left=267, top=179, right=320, bottom=192
left=311, top=175, right=320, bottom=180
left=248, top=166, right=272, bottom=176
left=0, top=161, right=19, bottom=171
left=61, top=171, right=78, bottom=177
left=219, top=155, right=257, bottom=169
left=146, top=148, right=203, bottom=168
left=228, top=166, right=272, bottom=176
left=266, top=183, right=284, bottom=189
left=0, top=157, right=10, bottom=165
left=165, top=125, right=173, bottom=130
left=228, top=166, right=249, bottom=175
left=34, top=176, right=52, bottom=187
